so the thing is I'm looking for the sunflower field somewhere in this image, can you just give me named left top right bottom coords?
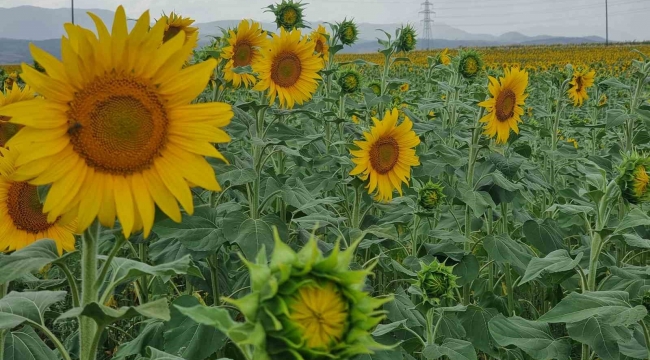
left=0, top=2, right=649, bottom=360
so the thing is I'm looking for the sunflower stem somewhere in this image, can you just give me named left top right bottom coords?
left=80, top=221, right=100, bottom=360
left=625, top=75, right=644, bottom=153
left=208, top=252, right=221, bottom=305
left=0, top=282, right=8, bottom=360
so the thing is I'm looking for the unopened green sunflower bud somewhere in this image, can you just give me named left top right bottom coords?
left=419, top=182, right=445, bottom=210
left=268, top=0, right=305, bottom=31
left=416, top=259, right=458, bottom=305
left=338, top=69, right=361, bottom=94
left=368, top=81, right=381, bottom=96
left=395, top=24, right=417, bottom=53
left=458, top=50, right=483, bottom=80
left=338, top=19, right=358, bottom=46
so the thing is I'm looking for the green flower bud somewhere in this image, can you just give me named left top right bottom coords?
left=617, top=153, right=650, bottom=204
left=337, top=69, right=362, bottom=94
left=268, top=0, right=306, bottom=31
left=368, top=81, right=381, bottom=96
left=418, top=182, right=445, bottom=210
left=416, top=259, right=458, bottom=305
left=338, top=19, right=359, bottom=46
left=395, top=24, right=417, bottom=53
left=458, top=50, right=483, bottom=80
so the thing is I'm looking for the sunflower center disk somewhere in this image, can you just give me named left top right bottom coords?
left=575, top=76, right=584, bottom=92
left=282, top=8, right=298, bottom=25
left=495, top=89, right=516, bottom=122
left=271, top=53, right=302, bottom=87
left=68, top=75, right=168, bottom=175
left=6, top=182, right=53, bottom=234
left=288, top=283, right=348, bottom=350
left=163, top=26, right=182, bottom=43
left=314, top=40, right=324, bottom=54
left=370, top=137, right=400, bottom=174
left=0, top=120, right=21, bottom=147
left=233, top=43, right=253, bottom=67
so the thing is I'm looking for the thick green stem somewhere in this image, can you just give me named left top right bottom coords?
left=0, top=282, right=8, bottom=360
left=250, top=107, right=267, bottom=220
left=80, top=222, right=100, bottom=360
left=350, top=185, right=363, bottom=229
left=58, top=264, right=80, bottom=308
left=504, top=263, right=515, bottom=316
left=625, top=76, right=644, bottom=153
left=587, top=232, right=603, bottom=291
left=208, top=252, right=221, bottom=305
left=138, top=243, right=148, bottom=304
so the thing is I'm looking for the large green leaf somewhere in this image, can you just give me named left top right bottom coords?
left=153, top=207, right=226, bottom=252
left=488, top=315, right=571, bottom=360
left=0, top=291, right=66, bottom=330
left=102, top=255, right=203, bottom=290
left=483, top=235, right=532, bottom=275
left=146, top=347, right=185, bottom=360
left=566, top=317, right=630, bottom=360
left=114, top=320, right=165, bottom=359
left=3, top=326, right=57, bottom=360
left=458, top=305, right=498, bottom=355
left=58, top=299, right=170, bottom=328
left=520, top=250, right=583, bottom=285
left=522, top=219, right=566, bottom=255
left=223, top=212, right=288, bottom=260
left=164, top=296, right=226, bottom=360
left=0, top=240, right=73, bottom=284
left=539, top=291, right=647, bottom=325
left=423, top=339, right=477, bottom=360
left=456, top=183, right=494, bottom=217
left=615, top=208, right=650, bottom=234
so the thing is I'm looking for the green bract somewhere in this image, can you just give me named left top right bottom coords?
left=203, top=230, right=391, bottom=360
left=458, top=50, right=484, bottom=80
left=267, top=0, right=306, bottom=31
left=617, top=153, right=650, bottom=204
left=418, top=181, right=445, bottom=210
left=415, top=259, right=458, bottom=305
left=338, top=69, right=362, bottom=94
left=337, top=19, right=359, bottom=46
left=395, top=25, right=417, bottom=53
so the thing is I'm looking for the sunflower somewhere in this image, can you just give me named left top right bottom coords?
left=0, top=147, right=77, bottom=254
left=268, top=0, right=306, bottom=30
left=4, top=72, right=18, bottom=90
left=598, top=93, right=608, bottom=107
left=350, top=108, right=420, bottom=202
left=458, top=50, right=483, bottom=79
left=478, top=67, right=529, bottom=144
left=618, top=154, right=650, bottom=204
left=427, top=110, right=436, bottom=120
left=253, top=28, right=323, bottom=109
left=337, top=19, right=359, bottom=46
left=222, top=20, right=268, bottom=89
left=368, top=81, right=381, bottom=96
left=310, top=24, right=330, bottom=60
left=337, top=69, right=361, bottom=94
left=415, top=259, right=458, bottom=305
left=395, top=24, right=417, bottom=53
left=0, top=84, right=36, bottom=147
left=568, top=69, right=595, bottom=107
left=566, top=137, right=578, bottom=149
left=351, top=114, right=360, bottom=124
left=161, top=11, right=198, bottom=45
left=418, top=181, right=445, bottom=210
left=437, top=48, right=451, bottom=65
left=400, top=83, right=409, bottom=92
left=0, top=7, right=233, bottom=238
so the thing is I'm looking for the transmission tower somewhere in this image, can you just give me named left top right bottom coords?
left=420, top=0, right=434, bottom=49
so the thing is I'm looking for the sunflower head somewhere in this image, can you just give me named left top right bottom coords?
left=427, top=110, right=435, bottom=120
left=598, top=93, right=608, bottom=107
left=436, top=48, right=451, bottom=66
left=395, top=24, right=417, bottom=53
left=350, top=108, right=421, bottom=202
left=269, top=0, right=306, bottom=31
left=478, top=67, right=529, bottom=144
left=617, top=153, right=650, bottom=204
left=566, top=138, right=578, bottom=149
left=217, top=230, right=391, bottom=359
left=0, top=7, right=233, bottom=238
left=458, top=50, right=483, bottom=79
left=310, top=24, right=330, bottom=60
left=0, top=83, right=35, bottom=147
left=337, top=19, right=359, bottom=46
left=253, top=28, right=324, bottom=109
left=368, top=81, right=382, bottom=96
left=351, top=114, right=360, bottom=124
left=337, top=69, right=361, bottom=94
left=568, top=68, right=595, bottom=107
left=3, top=72, right=18, bottom=90
left=415, top=259, right=458, bottom=305
left=161, top=11, right=198, bottom=44
left=418, top=181, right=445, bottom=210
left=400, top=83, right=410, bottom=92
left=0, top=147, right=77, bottom=254
left=222, top=20, right=268, bottom=88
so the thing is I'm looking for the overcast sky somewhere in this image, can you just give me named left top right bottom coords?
left=1, top=0, right=648, bottom=40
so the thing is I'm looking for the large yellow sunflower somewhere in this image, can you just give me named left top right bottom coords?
left=350, top=108, right=420, bottom=202
left=253, top=28, right=324, bottom=109
left=0, top=7, right=233, bottom=238
left=568, top=68, right=595, bottom=107
left=0, top=147, right=76, bottom=254
left=478, top=67, right=529, bottom=144
left=222, top=20, right=268, bottom=88
left=161, top=11, right=198, bottom=45
left=0, top=84, right=36, bottom=147
left=310, top=24, right=330, bottom=60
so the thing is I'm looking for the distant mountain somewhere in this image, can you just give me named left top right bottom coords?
left=0, top=6, right=624, bottom=63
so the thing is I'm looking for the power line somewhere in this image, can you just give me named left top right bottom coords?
left=420, top=0, right=434, bottom=49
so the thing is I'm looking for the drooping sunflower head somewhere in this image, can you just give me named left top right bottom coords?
left=400, top=83, right=410, bottom=92
left=598, top=93, right=608, bottom=107
left=618, top=154, right=650, bottom=204
left=161, top=11, right=198, bottom=44
left=436, top=48, right=451, bottom=66
left=566, top=137, right=578, bottom=149
left=458, top=50, right=483, bottom=79
left=310, top=24, right=330, bottom=60
left=337, top=69, right=361, bottom=94
left=568, top=68, right=595, bottom=107
left=268, top=0, right=306, bottom=31
left=0, top=147, right=77, bottom=254
left=414, top=259, right=458, bottom=305
left=253, top=28, right=324, bottom=109
left=222, top=19, right=269, bottom=88
left=478, top=67, right=529, bottom=144
left=418, top=181, right=445, bottom=210
left=350, top=108, right=421, bottom=202
left=395, top=24, right=417, bottom=53
left=337, top=19, right=359, bottom=46
left=0, top=83, right=36, bottom=147
left=0, top=7, right=233, bottom=238
left=368, top=81, right=381, bottom=96
left=219, top=231, right=391, bottom=359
